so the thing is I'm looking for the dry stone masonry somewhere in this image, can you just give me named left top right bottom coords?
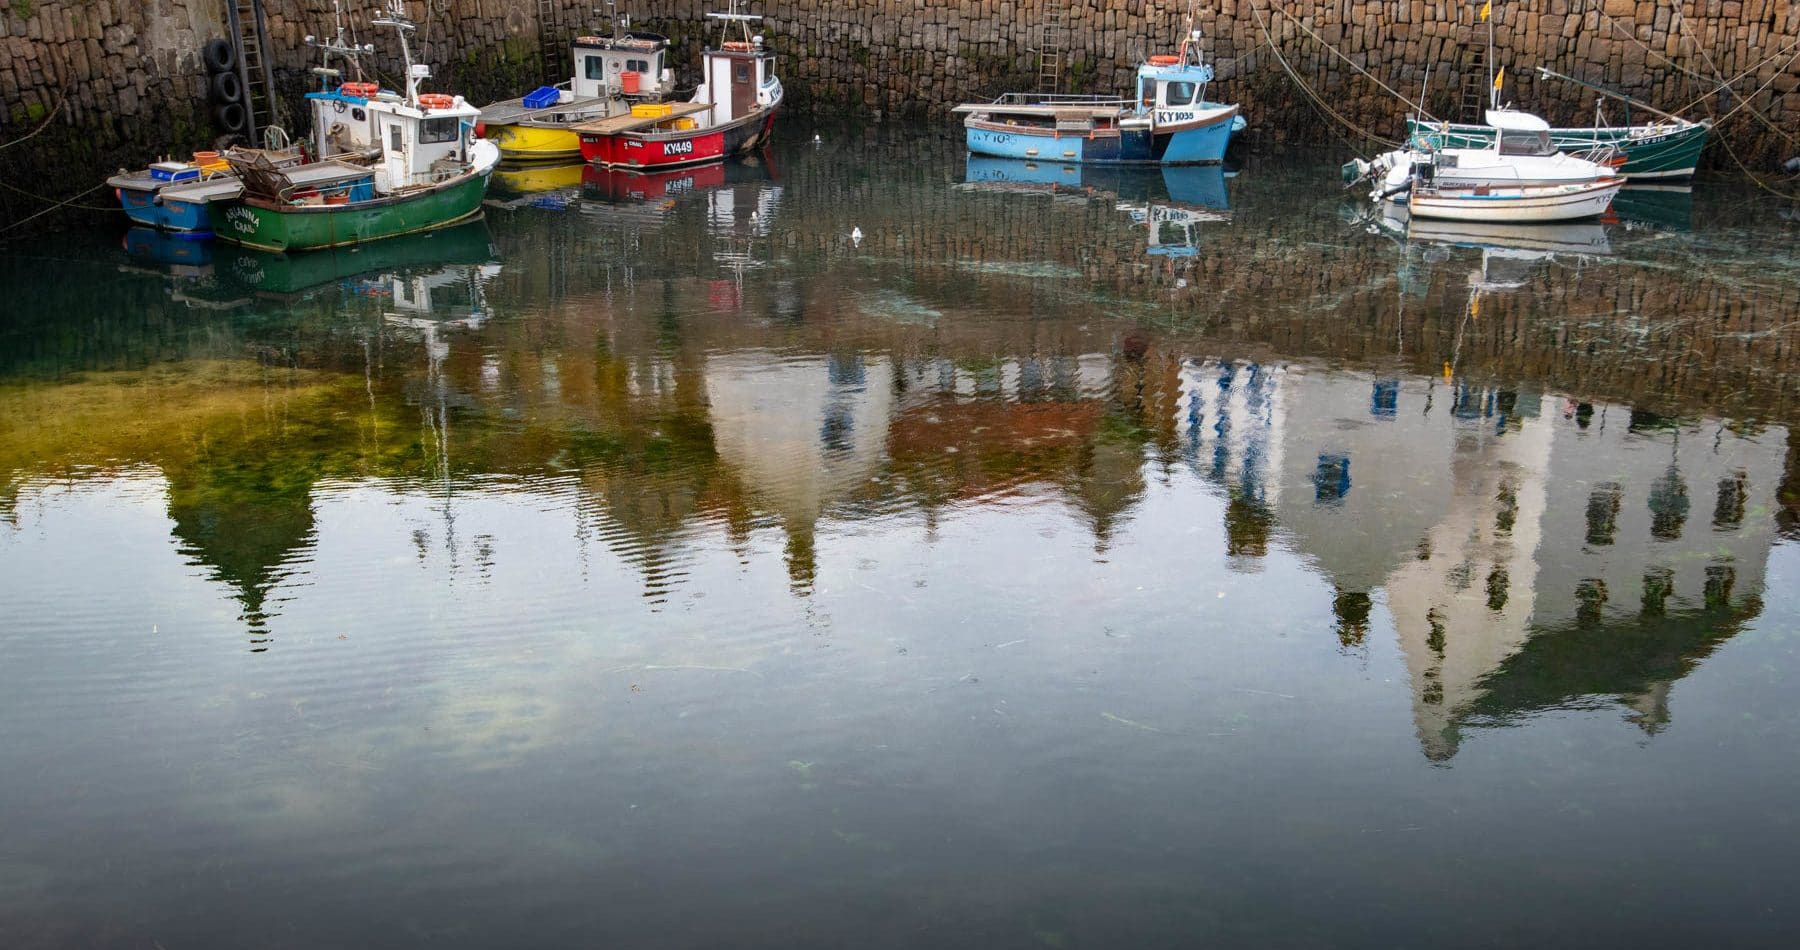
left=2, top=0, right=1797, bottom=195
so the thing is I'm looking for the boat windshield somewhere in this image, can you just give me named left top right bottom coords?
left=1162, top=82, right=1199, bottom=107
left=1498, top=130, right=1555, bottom=157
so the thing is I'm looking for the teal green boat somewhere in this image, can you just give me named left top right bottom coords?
left=1404, top=117, right=1709, bottom=181
left=1405, top=66, right=1710, bottom=181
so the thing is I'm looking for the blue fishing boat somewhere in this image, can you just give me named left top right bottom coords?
left=952, top=27, right=1242, bottom=165
left=108, top=155, right=299, bottom=234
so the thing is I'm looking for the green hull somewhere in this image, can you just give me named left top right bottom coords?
left=1405, top=119, right=1710, bottom=180
left=208, top=170, right=494, bottom=252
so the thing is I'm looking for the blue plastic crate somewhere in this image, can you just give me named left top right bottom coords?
left=149, top=162, right=200, bottom=183
left=522, top=86, right=561, bottom=110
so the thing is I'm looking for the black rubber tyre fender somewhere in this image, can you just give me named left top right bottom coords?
left=202, top=38, right=236, bottom=74
left=209, top=70, right=243, bottom=104
left=215, top=100, right=248, bottom=133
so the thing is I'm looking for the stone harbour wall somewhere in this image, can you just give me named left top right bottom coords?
left=2, top=0, right=1798, bottom=211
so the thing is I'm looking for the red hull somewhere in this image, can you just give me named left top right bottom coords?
left=578, top=129, right=727, bottom=170
left=578, top=111, right=778, bottom=170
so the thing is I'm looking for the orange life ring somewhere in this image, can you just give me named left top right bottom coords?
left=417, top=93, right=455, bottom=110
left=1148, top=54, right=1181, bottom=66
left=339, top=81, right=379, bottom=98
left=722, top=41, right=753, bottom=51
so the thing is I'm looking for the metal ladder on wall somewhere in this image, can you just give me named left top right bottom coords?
left=538, top=0, right=564, bottom=85
left=226, top=0, right=281, bottom=144
left=1034, top=0, right=1068, bottom=94
left=1459, top=37, right=1487, bottom=122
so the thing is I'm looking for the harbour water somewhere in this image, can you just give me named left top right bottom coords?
left=2, top=125, right=1799, bottom=947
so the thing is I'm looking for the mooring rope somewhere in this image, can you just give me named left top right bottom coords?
left=0, top=87, right=70, bottom=153
left=1248, top=0, right=1403, bottom=154
left=0, top=181, right=111, bottom=238
left=1266, top=2, right=1437, bottom=123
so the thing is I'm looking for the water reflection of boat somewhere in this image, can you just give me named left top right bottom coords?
left=488, top=162, right=588, bottom=208
left=962, top=155, right=1228, bottom=206
left=577, top=154, right=778, bottom=228
left=1610, top=184, right=1693, bottom=232
left=122, top=227, right=216, bottom=270
left=1379, top=203, right=1613, bottom=257
left=212, top=219, right=498, bottom=297
left=961, top=157, right=1230, bottom=256
left=1372, top=203, right=1613, bottom=295
left=119, top=227, right=255, bottom=311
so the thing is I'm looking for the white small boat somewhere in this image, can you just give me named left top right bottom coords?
left=1349, top=111, right=1620, bottom=198
left=1406, top=176, right=1624, bottom=223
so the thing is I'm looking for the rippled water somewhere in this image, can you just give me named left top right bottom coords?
left=3, top=125, right=1800, bottom=947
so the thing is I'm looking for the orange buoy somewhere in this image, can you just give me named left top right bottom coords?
left=417, top=93, right=455, bottom=110
left=1148, top=54, right=1181, bottom=66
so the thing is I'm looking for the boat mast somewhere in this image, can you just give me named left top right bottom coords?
left=708, top=1, right=761, bottom=46
left=1534, top=66, right=1687, bottom=124
left=371, top=0, right=421, bottom=102
left=1485, top=1, right=1497, bottom=110
left=305, top=1, right=373, bottom=92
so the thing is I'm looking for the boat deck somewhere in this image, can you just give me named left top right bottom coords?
left=952, top=102, right=1130, bottom=120
left=571, top=101, right=712, bottom=136
left=481, top=95, right=611, bottom=126
left=156, top=178, right=247, bottom=204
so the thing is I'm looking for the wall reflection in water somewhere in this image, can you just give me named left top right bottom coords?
left=3, top=128, right=1800, bottom=946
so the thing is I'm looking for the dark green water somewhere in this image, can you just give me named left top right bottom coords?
left=3, top=125, right=1800, bottom=947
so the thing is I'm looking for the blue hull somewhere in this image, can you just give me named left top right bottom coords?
left=966, top=117, right=1236, bottom=166
left=117, top=186, right=213, bottom=234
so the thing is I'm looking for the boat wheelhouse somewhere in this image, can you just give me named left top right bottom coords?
left=573, top=4, right=782, bottom=172
left=478, top=17, right=676, bottom=161
left=952, top=31, right=1242, bottom=166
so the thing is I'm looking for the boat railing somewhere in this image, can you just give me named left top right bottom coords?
left=982, top=92, right=1139, bottom=108
left=1568, top=141, right=1623, bottom=168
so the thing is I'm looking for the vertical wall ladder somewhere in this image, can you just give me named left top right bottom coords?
left=1034, top=0, right=1069, bottom=94
left=1460, top=40, right=1488, bottom=122
left=226, top=0, right=280, bottom=143
left=539, top=0, right=564, bottom=84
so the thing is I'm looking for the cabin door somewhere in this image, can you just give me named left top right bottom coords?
left=730, top=57, right=756, bottom=120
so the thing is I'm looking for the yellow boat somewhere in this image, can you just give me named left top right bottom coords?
left=481, top=122, right=585, bottom=162
left=479, top=27, right=676, bottom=163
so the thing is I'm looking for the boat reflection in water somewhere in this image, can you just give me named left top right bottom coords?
left=960, top=155, right=1231, bottom=257
left=121, top=219, right=499, bottom=305
left=579, top=154, right=779, bottom=228
left=1373, top=203, right=1613, bottom=293
left=1611, top=183, right=1694, bottom=232
left=487, top=162, right=588, bottom=210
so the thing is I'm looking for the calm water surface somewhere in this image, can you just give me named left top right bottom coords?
left=3, top=126, right=1800, bottom=947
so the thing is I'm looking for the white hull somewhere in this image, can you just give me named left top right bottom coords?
left=1405, top=178, right=1624, bottom=223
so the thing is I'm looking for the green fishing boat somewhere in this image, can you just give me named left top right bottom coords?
left=204, top=1, right=501, bottom=253
left=209, top=161, right=494, bottom=252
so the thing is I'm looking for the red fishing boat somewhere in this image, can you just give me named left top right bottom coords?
left=574, top=3, right=782, bottom=171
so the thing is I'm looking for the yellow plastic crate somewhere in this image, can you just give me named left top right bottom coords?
left=632, top=103, right=673, bottom=118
